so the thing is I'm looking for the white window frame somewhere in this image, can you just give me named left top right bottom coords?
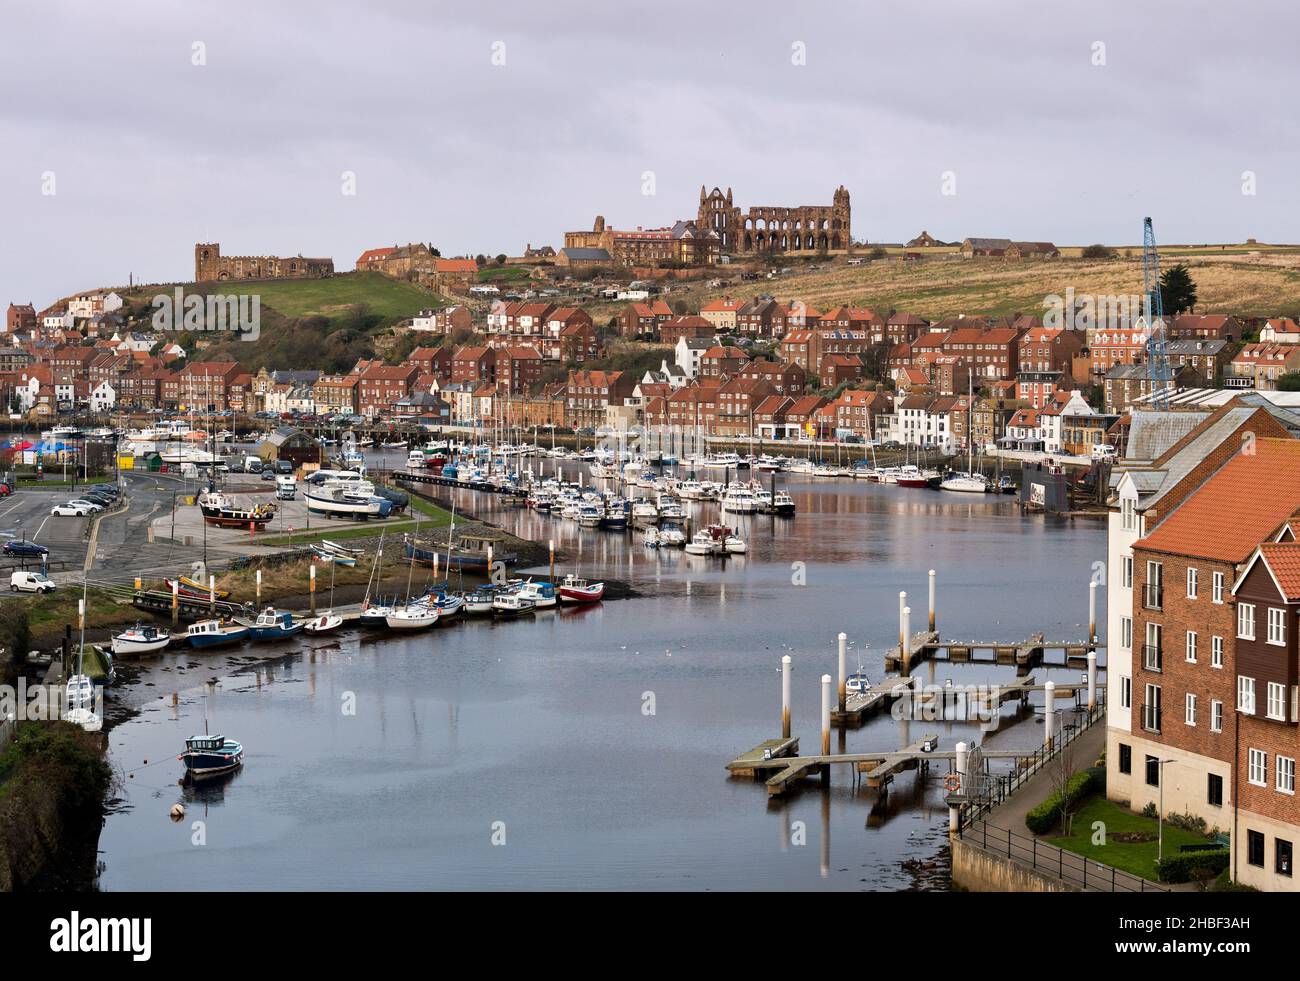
left=1121, top=616, right=1132, bottom=650
left=1185, top=692, right=1197, bottom=726
left=1212, top=571, right=1224, bottom=604
left=1186, top=631, right=1198, bottom=663
left=1249, top=748, right=1267, bottom=787
left=1122, top=555, right=1133, bottom=589
left=1269, top=681, right=1287, bottom=721
left=1211, top=635, right=1224, bottom=669
left=1143, top=683, right=1161, bottom=733
left=1121, top=675, right=1132, bottom=709
left=1239, top=603, right=1256, bottom=640
left=1268, top=607, right=1287, bottom=647
left=1121, top=496, right=1136, bottom=531
left=1239, top=675, right=1257, bottom=714
left=1211, top=699, right=1223, bottom=733
left=1280, top=756, right=1297, bottom=795
left=1187, top=567, right=1198, bottom=599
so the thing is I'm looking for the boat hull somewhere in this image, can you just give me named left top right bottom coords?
left=559, top=585, right=604, bottom=604
left=111, top=634, right=171, bottom=655
left=187, top=627, right=249, bottom=649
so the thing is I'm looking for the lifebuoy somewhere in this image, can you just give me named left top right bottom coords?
left=943, top=773, right=961, bottom=792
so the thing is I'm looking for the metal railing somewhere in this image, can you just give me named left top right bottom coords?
left=964, top=822, right=1168, bottom=892
left=957, top=700, right=1104, bottom=828
left=1142, top=643, right=1163, bottom=672
left=1141, top=701, right=1162, bottom=733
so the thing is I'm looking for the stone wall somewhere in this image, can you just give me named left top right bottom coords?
left=950, top=836, right=1081, bottom=892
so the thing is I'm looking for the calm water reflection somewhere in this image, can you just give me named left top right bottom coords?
left=98, top=477, right=1105, bottom=891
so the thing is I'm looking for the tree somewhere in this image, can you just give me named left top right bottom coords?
left=1049, top=739, right=1080, bottom=835
left=1159, top=263, right=1198, bottom=315
left=1277, top=372, right=1300, bottom=392
left=495, top=254, right=507, bottom=266
left=1082, top=243, right=1116, bottom=259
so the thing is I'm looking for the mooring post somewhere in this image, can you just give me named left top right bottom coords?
left=208, top=575, right=216, bottom=615
left=549, top=539, right=555, bottom=582
left=171, top=578, right=179, bottom=628
left=255, top=569, right=262, bottom=608
left=902, top=606, right=912, bottom=671
left=898, top=590, right=907, bottom=649
left=488, top=544, right=495, bottom=582
left=928, top=569, right=936, bottom=632
left=1087, top=650, right=1097, bottom=711
left=1089, top=580, right=1097, bottom=643
left=781, top=654, right=792, bottom=738
left=820, top=674, right=832, bottom=783
left=837, top=632, right=847, bottom=712
left=310, top=563, right=317, bottom=614
left=950, top=739, right=968, bottom=835
left=1044, top=680, right=1056, bottom=747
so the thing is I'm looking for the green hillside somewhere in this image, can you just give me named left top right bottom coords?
left=184, top=271, right=441, bottom=328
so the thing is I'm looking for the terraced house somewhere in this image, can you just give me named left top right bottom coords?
left=1107, top=407, right=1300, bottom=889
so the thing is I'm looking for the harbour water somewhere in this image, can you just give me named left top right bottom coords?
left=96, top=476, right=1105, bottom=891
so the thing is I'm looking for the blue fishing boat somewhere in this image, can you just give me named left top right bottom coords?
left=238, top=607, right=304, bottom=641
left=179, top=733, right=244, bottom=779
left=187, top=618, right=250, bottom=649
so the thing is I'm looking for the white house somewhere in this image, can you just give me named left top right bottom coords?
left=90, top=380, right=116, bottom=414
left=42, top=309, right=74, bottom=330
left=675, top=337, right=709, bottom=379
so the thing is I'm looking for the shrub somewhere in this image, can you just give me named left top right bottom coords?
left=1025, top=770, right=1095, bottom=834
left=1166, top=810, right=1208, bottom=835
left=1082, top=243, right=1117, bottom=259
left=1141, top=802, right=1158, bottom=818
left=1156, top=850, right=1229, bottom=884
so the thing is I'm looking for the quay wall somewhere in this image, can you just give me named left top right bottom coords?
left=950, top=836, right=1080, bottom=892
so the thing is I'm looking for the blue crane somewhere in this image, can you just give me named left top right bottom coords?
left=1142, top=216, right=1172, bottom=409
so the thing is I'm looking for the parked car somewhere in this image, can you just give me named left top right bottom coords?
left=275, top=459, right=293, bottom=475
left=10, top=570, right=55, bottom=593
left=4, top=540, right=48, bottom=557
left=68, top=498, right=106, bottom=511
left=261, top=469, right=277, bottom=481
left=51, top=503, right=90, bottom=516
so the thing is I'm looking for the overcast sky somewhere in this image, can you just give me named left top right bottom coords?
left=1, top=0, right=1296, bottom=307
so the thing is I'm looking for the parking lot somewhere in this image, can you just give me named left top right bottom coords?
left=0, top=485, right=99, bottom=575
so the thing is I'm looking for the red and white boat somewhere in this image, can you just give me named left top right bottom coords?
left=558, top=574, right=605, bottom=604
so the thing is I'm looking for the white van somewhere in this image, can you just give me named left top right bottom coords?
left=11, top=571, right=55, bottom=593
left=1091, top=443, right=1117, bottom=461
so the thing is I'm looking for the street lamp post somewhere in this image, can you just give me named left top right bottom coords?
left=1158, top=757, right=1177, bottom=862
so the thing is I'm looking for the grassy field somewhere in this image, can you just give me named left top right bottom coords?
left=1047, top=796, right=1215, bottom=881
left=126, top=272, right=440, bottom=329
left=587, top=250, right=1300, bottom=323
left=17, top=586, right=135, bottom=635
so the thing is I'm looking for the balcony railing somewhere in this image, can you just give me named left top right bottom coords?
left=1143, top=644, right=1163, bottom=672
left=1141, top=701, right=1162, bottom=733
left=1144, top=583, right=1163, bottom=610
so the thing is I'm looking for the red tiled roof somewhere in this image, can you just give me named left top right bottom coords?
left=1138, top=438, right=1300, bottom=562
left=1256, top=542, right=1300, bottom=600
left=436, top=258, right=478, bottom=274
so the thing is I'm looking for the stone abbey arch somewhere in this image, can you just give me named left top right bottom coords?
left=697, top=185, right=851, bottom=255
